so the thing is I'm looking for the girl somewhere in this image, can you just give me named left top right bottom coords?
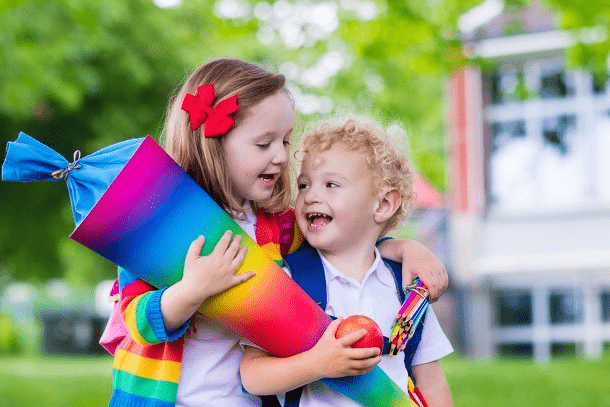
left=110, top=58, right=447, bottom=407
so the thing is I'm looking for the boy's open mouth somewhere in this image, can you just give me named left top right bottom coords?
left=306, top=212, right=333, bottom=231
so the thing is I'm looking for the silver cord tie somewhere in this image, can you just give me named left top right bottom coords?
left=51, top=150, right=82, bottom=180
left=403, top=282, right=429, bottom=299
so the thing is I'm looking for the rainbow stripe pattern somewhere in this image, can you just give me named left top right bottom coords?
left=112, top=338, right=183, bottom=406
left=71, top=136, right=416, bottom=406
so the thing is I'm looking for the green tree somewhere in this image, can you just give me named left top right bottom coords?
left=0, top=0, right=256, bottom=283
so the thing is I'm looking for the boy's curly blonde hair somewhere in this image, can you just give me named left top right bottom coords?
left=299, top=116, right=415, bottom=235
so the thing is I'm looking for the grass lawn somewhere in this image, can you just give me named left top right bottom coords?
left=442, top=354, right=610, bottom=406
left=0, top=354, right=113, bottom=407
left=1, top=353, right=609, bottom=406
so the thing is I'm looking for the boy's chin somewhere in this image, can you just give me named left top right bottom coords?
left=301, top=233, right=333, bottom=251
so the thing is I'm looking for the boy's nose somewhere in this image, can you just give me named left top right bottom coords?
left=303, top=187, right=321, bottom=204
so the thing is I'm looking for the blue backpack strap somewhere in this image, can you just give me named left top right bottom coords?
left=381, top=259, right=425, bottom=378
left=261, top=395, right=282, bottom=407
left=284, top=246, right=328, bottom=310
left=383, top=259, right=406, bottom=303
left=403, top=316, right=425, bottom=379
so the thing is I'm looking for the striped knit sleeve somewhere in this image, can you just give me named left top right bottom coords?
left=277, top=208, right=304, bottom=256
left=118, top=267, right=189, bottom=345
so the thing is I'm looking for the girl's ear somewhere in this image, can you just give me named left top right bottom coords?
left=374, top=189, right=401, bottom=224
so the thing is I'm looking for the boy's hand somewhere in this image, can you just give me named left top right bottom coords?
left=179, top=231, right=255, bottom=306
left=377, top=239, right=448, bottom=302
left=307, top=318, right=382, bottom=378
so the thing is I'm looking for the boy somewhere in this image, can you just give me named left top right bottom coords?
left=240, top=117, right=454, bottom=406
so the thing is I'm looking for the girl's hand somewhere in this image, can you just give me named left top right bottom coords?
left=179, top=231, right=255, bottom=306
left=377, top=239, right=448, bottom=302
left=306, top=318, right=382, bottom=378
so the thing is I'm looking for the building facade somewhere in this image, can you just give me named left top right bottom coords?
left=447, top=2, right=610, bottom=360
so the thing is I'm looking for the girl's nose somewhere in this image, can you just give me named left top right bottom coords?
left=271, top=143, right=288, bottom=165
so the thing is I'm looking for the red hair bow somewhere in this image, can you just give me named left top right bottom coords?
left=181, top=84, right=239, bottom=137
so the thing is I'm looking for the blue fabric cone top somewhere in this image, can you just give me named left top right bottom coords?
left=2, top=132, right=144, bottom=225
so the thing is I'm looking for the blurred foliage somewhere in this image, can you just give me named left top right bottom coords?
left=0, top=314, right=21, bottom=354
left=2, top=0, right=610, bottom=284
left=0, top=0, right=273, bottom=283
left=549, top=0, right=610, bottom=84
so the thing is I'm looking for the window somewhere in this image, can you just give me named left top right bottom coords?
left=602, top=292, right=610, bottom=322
left=489, top=69, right=524, bottom=105
left=540, top=71, right=574, bottom=99
left=551, top=342, right=577, bottom=357
left=550, top=290, right=583, bottom=324
left=542, top=115, right=575, bottom=155
left=489, top=115, right=585, bottom=208
left=486, top=61, right=610, bottom=210
left=495, top=289, right=532, bottom=326
left=592, top=75, right=608, bottom=94
left=490, top=120, right=526, bottom=152
left=498, top=343, right=533, bottom=358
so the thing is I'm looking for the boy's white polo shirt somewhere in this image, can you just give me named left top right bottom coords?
left=276, top=248, right=453, bottom=407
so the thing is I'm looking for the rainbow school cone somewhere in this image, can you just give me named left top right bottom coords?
left=4, top=134, right=416, bottom=407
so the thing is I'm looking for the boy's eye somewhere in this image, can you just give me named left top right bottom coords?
left=257, top=143, right=270, bottom=150
left=283, top=140, right=291, bottom=146
left=326, top=182, right=339, bottom=188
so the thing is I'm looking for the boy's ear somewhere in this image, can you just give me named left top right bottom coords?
left=374, top=189, right=401, bottom=224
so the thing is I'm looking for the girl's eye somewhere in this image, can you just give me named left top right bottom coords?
left=257, top=143, right=270, bottom=150
left=283, top=139, right=291, bottom=146
left=297, top=183, right=309, bottom=190
left=326, top=182, right=339, bottom=188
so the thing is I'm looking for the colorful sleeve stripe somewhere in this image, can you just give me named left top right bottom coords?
left=120, top=337, right=183, bottom=363
left=286, top=222, right=304, bottom=255
left=110, top=389, right=175, bottom=407
left=114, top=347, right=181, bottom=383
left=256, top=210, right=279, bottom=246
left=113, top=369, right=178, bottom=403
left=121, top=278, right=156, bottom=298
left=277, top=208, right=304, bottom=256
left=124, top=293, right=155, bottom=344
left=144, top=287, right=189, bottom=342
left=123, top=289, right=189, bottom=345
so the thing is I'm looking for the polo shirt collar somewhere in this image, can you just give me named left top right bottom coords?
left=317, top=248, right=395, bottom=288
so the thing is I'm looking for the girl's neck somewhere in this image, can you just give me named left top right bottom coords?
left=319, top=242, right=376, bottom=284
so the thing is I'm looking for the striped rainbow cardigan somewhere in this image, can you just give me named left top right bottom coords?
left=110, top=209, right=303, bottom=407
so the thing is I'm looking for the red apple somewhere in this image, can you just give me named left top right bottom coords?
left=335, top=315, right=384, bottom=353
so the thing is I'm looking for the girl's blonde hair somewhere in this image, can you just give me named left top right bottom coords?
left=300, top=116, right=415, bottom=234
left=161, top=58, right=292, bottom=216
